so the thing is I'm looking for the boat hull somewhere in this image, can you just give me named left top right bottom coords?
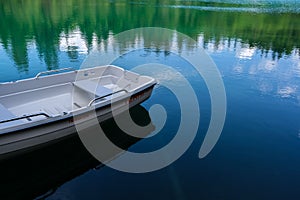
left=0, top=85, right=155, bottom=159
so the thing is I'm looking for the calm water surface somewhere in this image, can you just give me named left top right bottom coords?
left=0, top=0, right=300, bottom=199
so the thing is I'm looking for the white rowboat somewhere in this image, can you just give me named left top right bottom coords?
left=0, top=65, right=156, bottom=157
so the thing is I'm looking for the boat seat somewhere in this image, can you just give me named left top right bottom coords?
left=41, top=106, right=69, bottom=117
left=0, top=103, right=16, bottom=121
left=0, top=103, right=25, bottom=129
left=73, top=79, right=113, bottom=97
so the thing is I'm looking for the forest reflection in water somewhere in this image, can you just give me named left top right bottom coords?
left=0, top=0, right=299, bottom=74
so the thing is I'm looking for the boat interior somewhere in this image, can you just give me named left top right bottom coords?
left=0, top=66, right=154, bottom=128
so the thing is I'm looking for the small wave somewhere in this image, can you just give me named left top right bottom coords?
left=161, top=4, right=300, bottom=13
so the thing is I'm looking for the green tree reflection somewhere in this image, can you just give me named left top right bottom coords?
left=0, top=0, right=299, bottom=72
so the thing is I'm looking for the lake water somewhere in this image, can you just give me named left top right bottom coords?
left=1, top=0, right=300, bottom=199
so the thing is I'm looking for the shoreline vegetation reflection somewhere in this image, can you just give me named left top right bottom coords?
left=0, top=0, right=299, bottom=73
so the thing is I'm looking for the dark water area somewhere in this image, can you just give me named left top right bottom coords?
left=0, top=0, right=300, bottom=199
left=0, top=105, right=153, bottom=199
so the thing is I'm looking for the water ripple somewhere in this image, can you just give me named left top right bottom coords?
left=159, top=2, right=300, bottom=13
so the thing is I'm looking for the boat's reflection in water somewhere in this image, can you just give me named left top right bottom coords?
left=0, top=105, right=154, bottom=200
